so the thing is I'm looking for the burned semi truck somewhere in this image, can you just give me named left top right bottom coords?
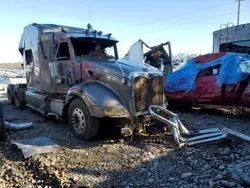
left=7, top=23, right=166, bottom=141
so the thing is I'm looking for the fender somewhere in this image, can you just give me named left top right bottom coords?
left=64, top=81, right=130, bottom=118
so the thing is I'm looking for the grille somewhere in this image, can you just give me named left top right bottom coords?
left=133, top=75, right=164, bottom=112
left=134, top=77, right=149, bottom=112
left=150, top=76, right=164, bottom=106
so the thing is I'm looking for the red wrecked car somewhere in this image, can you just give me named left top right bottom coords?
left=165, top=52, right=250, bottom=108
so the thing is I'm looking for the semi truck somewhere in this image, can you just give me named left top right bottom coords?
left=7, top=23, right=166, bottom=141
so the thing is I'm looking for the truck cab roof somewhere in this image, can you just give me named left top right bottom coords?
left=18, top=23, right=118, bottom=55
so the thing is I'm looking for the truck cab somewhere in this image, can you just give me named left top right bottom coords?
left=7, top=23, right=166, bottom=141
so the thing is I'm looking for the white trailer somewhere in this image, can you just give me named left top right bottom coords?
left=213, top=22, right=250, bottom=54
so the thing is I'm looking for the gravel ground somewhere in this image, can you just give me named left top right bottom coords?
left=0, top=91, right=250, bottom=188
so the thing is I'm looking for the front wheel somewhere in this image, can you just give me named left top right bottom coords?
left=68, top=98, right=99, bottom=140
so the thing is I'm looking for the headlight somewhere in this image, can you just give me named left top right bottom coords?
left=122, top=77, right=127, bottom=85
left=55, top=76, right=62, bottom=84
left=104, top=107, right=126, bottom=116
left=93, top=106, right=128, bottom=117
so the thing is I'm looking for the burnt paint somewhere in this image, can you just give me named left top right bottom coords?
left=66, top=81, right=130, bottom=117
left=19, top=23, right=163, bottom=118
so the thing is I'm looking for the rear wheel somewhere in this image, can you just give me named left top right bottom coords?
left=7, top=84, right=15, bottom=105
left=14, top=92, right=26, bottom=109
left=68, top=98, right=99, bottom=140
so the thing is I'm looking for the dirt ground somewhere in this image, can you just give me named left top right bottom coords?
left=0, top=63, right=23, bottom=69
left=0, top=90, right=250, bottom=188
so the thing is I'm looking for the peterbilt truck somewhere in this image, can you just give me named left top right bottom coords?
left=7, top=23, right=166, bottom=141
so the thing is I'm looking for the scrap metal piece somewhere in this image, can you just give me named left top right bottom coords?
left=148, top=105, right=250, bottom=147
left=121, top=125, right=133, bottom=136
left=5, top=121, right=34, bottom=131
left=11, top=137, right=61, bottom=159
left=225, top=128, right=250, bottom=142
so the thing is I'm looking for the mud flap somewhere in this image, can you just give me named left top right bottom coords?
left=148, top=105, right=250, bottom=147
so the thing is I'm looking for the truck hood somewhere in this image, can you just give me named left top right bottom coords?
left=76, top=58, right=162, bottom=77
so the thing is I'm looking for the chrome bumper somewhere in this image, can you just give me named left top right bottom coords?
left=148, top=105, right=250, bottom=147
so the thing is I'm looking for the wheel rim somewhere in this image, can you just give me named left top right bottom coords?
left=71, top=108, right=85, bottom=133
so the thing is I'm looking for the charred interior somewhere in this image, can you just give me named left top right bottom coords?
left=71, top=38, right=117, bottom=59
left=197, top=64, right=221, bottom=77
left=220, top=40, right=250, bottom=54
left=143, top=43, right=172, bottom=74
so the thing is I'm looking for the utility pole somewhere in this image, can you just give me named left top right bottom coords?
left=236, top=0, right=245, bottom=25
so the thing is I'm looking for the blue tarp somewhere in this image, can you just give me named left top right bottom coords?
left=165, top=52, right=250, bottom=92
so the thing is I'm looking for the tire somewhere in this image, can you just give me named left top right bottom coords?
left=7, top=84, right=15, bottom=105
left=68, top=98, right=99, bottom=140
left=14, top=92, right=26, bottom=110
left=0, top=103, right=6, bottom=142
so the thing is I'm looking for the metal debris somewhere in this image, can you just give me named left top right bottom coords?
left=148, top=105, right=250, bottom=147
left=5, top=121, right=34, bottom=131
left=11, top=137, right=61, bottom=159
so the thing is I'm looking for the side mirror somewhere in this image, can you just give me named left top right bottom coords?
left=49, top=61, right=58, bottom=78
left=49, top=62, right=72, bottom=85
left=55, top=75, right=72, bottom=85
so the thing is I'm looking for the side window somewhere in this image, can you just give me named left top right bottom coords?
left=198, top=65, right=221, bottom=77
left=25, top=50, right=33, bottom=65
left=56, top=42, right=70, bottom=60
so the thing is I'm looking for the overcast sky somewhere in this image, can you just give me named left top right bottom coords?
left=0, top=0, right=249, bottom=63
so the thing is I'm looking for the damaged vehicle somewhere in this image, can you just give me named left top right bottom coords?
left=165, top=52, right=250, bottom=108
left=105, top=24, right=250, bottom=147
left=165, top=22, right=250, bottom=108
left=122, top=39, right=173, bottom=76
left=5, top=23, right=250, bottom=147
left=7, top=23, right=167, bottom=141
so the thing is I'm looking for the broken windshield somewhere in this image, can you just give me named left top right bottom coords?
left=71, top=38, right=117, bottom=60
left=220, top=40, right=250, bottom=54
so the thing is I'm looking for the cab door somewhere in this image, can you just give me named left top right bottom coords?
left=195, top=65, right=222, bottom=104
left=49, top=40, right=74, bottom=94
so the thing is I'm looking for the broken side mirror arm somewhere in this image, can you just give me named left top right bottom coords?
left=55, top=75, right=72, bottom=85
